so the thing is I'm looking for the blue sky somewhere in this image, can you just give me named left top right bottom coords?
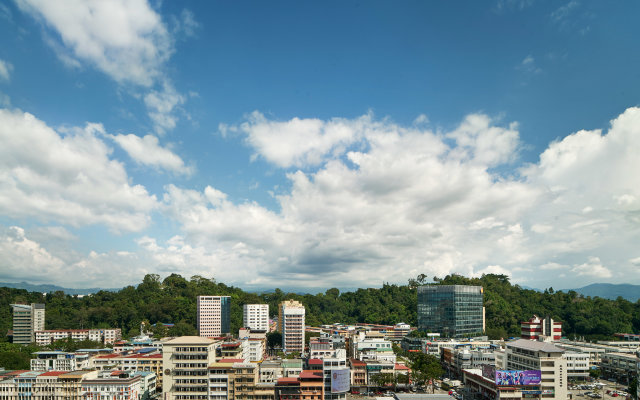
left=1, top=0, right=639, bottom=292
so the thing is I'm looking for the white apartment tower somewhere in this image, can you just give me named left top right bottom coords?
left=243, top=304, right=269, bottom=331
left=278, top=300, right=305, bottom=354
left=197, top=295, right=231, bottom=337
left=11, top=303, right=45, bottom=344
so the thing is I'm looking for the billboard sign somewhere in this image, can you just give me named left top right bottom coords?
left=495, top=370, right=541, bottom=386
left=331, top=368, right=351, bottom=393
left=482, top=365, right=496, bottom=380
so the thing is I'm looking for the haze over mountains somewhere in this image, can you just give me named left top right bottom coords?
left=2, top=281, right=639, bottom=302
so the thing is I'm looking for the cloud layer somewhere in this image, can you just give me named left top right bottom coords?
left=152, top=107, right=639, bottom=289
left=0, top=108, right=157, bottom=232
left=2, top=107, right=640, bottom=289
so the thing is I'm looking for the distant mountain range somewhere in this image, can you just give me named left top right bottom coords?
left=558, top=283, right=640, bottom=302
left=0, top=281, right=120, bottom=296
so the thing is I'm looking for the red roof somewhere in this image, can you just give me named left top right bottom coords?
left=350, top=358, right=366, bottom=367
left=395, top=363, right=410, bottom=370
left=218, top=358, right=246, bottom=363
left=40, top=371, right=69, bottom=377
left=277, top=377, right=300, bottom=385
left=221, top=342, right=241, bottom=348
left=308, top=359, right=323, bottom=365
left=95, top=354, right=120, bottom=359
left=299, top=370, right=323, bottom=380
left=125, top=353, right=162, bottom=359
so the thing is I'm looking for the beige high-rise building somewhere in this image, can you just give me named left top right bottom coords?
left=11, top=303, right=45, bottom=344
left=162, top=336, right=220, bottom=400
left=278, top=300, right=305, bottom=354
left=504, top=339, right=567, bottom=400
left=197, top=296, right=231, bottom=337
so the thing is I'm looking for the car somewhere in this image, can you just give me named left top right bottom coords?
left=612, top=393, right=618, bottom=397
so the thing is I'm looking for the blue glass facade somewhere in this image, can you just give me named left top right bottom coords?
left=220, top=296, right=231, bottom=335
left=417, top=285, right=484, bottom=337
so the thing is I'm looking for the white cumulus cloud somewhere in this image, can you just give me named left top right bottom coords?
left=111, top=133, right=192, bottom=175
left=0, top=108, right=158, bottom=232
left=157, top=107, right=640, bottom=290
left=16, top=0, right=171, bottom=87
left=16, top=0, right=193, bottom=133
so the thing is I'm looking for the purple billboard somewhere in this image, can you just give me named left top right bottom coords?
left=495, top=370, right=541, bottom=386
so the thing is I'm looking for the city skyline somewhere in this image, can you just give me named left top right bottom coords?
left=1, top=1, right=640, bottom=291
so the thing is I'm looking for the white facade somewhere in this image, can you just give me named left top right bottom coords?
left=241, top=337, right=266, bottom=362
left=278, top=300, right=305, bottom=354
left=197, top=296, right=230, bottom=337
left=35, top=328, right=122, bottom=346
left=323, top=357, right=348, bottom=400
left=243, top=304, right=269, bottom=331
left=505, top=339, right=567, bottom=400
left=563, top=351, right=590, bottom=379
left=81, top=372, right=142, bottom=400
left=31, top=351, right=90, bottom=371
left=354, top=338, right=396, bottom=363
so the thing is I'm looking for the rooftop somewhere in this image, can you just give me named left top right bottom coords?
left=164, top=336, right=216, bottom=345
left=277, top=377, right=300, bottom=385
left=219, top=358, right=246, bottom=363
left=299, top=370, right=323, bottom=380
left=506, top=339, right=565, bottom=353
left=39, top=371, right=69, bottom=377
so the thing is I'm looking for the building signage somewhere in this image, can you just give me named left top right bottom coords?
left=482, top=365, right=496, bottom=380
left=331, top=368, right=351, bottom=393
left=495, top=370, right=541, bottom=386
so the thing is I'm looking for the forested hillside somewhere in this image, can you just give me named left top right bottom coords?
left=1, top=273, right=639, bottom=341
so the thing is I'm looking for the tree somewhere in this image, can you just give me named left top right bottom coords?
left=169, top=320, right=196, bottom=336
left=628, top=377, right=637, bottom=400
left=305, top=331, right=320, bottom=344
left=408, top=353, right=444, bottom=391
left=370, top=373, right=394, bottom=389
left=267, top=331, right=282, bottom=349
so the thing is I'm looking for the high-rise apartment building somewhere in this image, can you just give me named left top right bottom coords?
left=11, top=303, right=45, bottom=344
left=243, top=304, right=269, bottom=331
left=417, top=285, right=484, bottom=337
left=278, top=300, right=305, bottom=354
left=197, top=296, right=231, bottom=337
left=163, top=336, right=220, bottom=400
left=504, top=339, right=567, bottom=400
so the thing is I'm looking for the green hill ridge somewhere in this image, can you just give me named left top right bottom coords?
left=1, top=273, right=639, bottom=341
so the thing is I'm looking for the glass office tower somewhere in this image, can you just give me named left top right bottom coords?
left=417, top=285, right=484, bottom=337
